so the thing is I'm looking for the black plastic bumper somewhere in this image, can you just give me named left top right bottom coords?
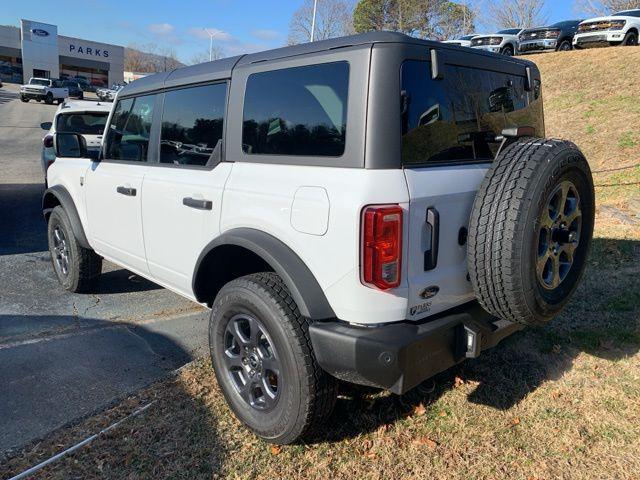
left=309, top=303, right=523, bottom=394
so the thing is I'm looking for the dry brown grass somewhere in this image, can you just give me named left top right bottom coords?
left=1, top=47, right=639, bottom=480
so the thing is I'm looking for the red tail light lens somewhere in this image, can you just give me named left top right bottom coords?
left=361, top=205, right=403, bottom=290
left=43, top=135, right=54, bottom=148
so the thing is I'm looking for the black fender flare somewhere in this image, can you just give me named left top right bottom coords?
left=42, top=185, right=90, bottom=249
left=192, top=228, right=336, bottom=320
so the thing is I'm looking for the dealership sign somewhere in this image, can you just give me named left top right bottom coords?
left=31, top=28, right=49, bottom=37
left=69, top=44, right=109, bottom=58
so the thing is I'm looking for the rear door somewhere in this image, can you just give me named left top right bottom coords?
left=400, top=57, right=544, bottom=320
left=141, top=82, right=232, bottom=297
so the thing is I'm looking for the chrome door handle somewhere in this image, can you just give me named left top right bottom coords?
left=183, top=197, right=212, bottom=210
left=116, top=186, right=136, bottom=196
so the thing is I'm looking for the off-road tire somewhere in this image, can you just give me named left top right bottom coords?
left=468, top=138, right=595, bottom=326
left=47, top=206, right=102, bottom=292
left=44, top=93, right=54, bottom=105
left=209, top=272, right=337, bottom=444
left=623, top=31, right=638, bottom=46
left=20, top=95, right=28, bottom=103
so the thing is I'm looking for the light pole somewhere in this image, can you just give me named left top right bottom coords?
left=310, top=0, right=318, bottom=42
left=203, top=28, right=215, bottom=61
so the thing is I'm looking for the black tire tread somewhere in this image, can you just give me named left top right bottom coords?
left=213, top=272, right=337, bottom=443
left=468, top=138, right=592, bottom=325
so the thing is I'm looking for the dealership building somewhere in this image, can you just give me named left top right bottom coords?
left=0, top=19, right=124, bottom=87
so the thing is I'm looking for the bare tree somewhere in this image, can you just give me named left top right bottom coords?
left=288, top=0, right=354, bottom=45
left=575, top=0, right=640, bottom=15
left=486, top=0, right=548, bottom=29
left=189, top=45, right=225, bottom=65
left=125, top=43, right=184, bottom=73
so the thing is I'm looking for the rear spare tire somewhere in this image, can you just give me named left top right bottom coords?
left=468, top=138, right=594, bottom=326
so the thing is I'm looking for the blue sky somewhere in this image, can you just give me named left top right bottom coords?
left=1, top=0, right=584, bottom=63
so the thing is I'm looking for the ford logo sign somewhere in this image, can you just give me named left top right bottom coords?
left=31, top=28, right=49, bottom=37
left=419, top=285, right=440, bottom=299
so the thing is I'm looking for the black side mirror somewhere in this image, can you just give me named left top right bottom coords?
left=40, top=121, right=52, bottom=130
left=54, top=133, right=88, bottom=158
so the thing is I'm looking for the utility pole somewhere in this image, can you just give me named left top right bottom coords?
left=310, top=0, right=318, bottom=42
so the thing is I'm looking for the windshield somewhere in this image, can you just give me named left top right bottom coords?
left=497, top=28, right=521, bottom=34
left=613, top=9, right=640, bottom=17
left=30, top=79, right=50, bottom=86
left=459, top=34, right=476, bottom=40
left=550, top=20, right=582, bottom=28
left=56, top=112, right=108, bottom=135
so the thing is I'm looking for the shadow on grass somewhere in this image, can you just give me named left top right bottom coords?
left=314, top=237, right=640, bottom=443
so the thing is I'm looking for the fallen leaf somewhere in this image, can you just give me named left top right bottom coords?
left=551, top=390, right=562, bottom=399
left=511, top=417, right=521, bottom=427
left=454, top=376, right=464, bottom=388
left=270, top=445, right=281, bottom=455
left=413, top=403, right=427, bottom=416
left=439, top=410, right=447, bottom=417
left=413, top=436, right=438, bottom=450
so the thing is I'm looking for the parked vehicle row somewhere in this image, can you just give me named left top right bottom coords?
left=445, top=8, right=640, bottom=55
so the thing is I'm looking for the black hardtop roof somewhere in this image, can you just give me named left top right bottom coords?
left=119, top=31, right=535, bottom=98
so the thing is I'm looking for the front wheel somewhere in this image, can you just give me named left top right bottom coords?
left=501, top=45, right=514, bottom=56
left=44, top=93, right=53, bottom=104
left=47, top=206, right=102, bottom=292
left=623, top=31, right=638, bottom=46
left=20, top=95, right=28, bottom=102
left=209, top=272, right=337, bottom=444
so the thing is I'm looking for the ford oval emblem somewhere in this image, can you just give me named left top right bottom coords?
left=419, top=285, right=439, bottom=299
left=31, top=28, right=49, bottom=37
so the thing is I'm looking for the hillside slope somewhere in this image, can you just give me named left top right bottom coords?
left=528, top=47, right=640, bottom=239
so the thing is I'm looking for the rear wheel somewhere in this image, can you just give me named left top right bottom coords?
left=468, top=139, right=594, bottom=326
left=20, top=95, right=28, bottom=102
left=501, top=45, right=514, bottom=56
left=558, top=40, right=572, bottom=51
left=209, top=272, right=337, bottom=444
left=47, top=206, right=102, bottom=292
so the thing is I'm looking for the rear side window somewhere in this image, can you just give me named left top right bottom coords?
left=56, top=112, right=108, bottom=135
left=242, top=62, right=349, bottom=157
left=105, top=94, right=156, bottom=162
left=401, top=61, right=543, bottom=165
left=160, top=83, right=227, bottom=167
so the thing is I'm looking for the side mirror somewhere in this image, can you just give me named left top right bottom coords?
left=54, top=132, right=88, bottom=158
left=40, top=121, right=52, bottom=130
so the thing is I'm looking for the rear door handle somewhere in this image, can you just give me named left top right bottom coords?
left=183, top=197, right=213, bottom=210
left=116, top=186, right=136, bottom=196
left=424, top=207, right=439, bottom=271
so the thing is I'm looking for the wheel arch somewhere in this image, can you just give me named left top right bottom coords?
left=42, top=185, right=90, bottom=249
left=192, top=228, right=336, bottom=320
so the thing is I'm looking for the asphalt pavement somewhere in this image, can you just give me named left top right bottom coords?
left=0, top=84, right=209, bottom=454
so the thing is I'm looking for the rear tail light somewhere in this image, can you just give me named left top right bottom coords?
left=43, top=135, right=53, bottom=148
left=361, top=205, right=403, bottom=290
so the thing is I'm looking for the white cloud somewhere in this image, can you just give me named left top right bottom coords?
left=188, top=27, right=233, bottom=42
left=251, top=29, right=280, bottom=41
left=148, top=23, right=174, bottom=35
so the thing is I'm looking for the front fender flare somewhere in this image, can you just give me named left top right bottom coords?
left=193, top=228, right=336, bottom=320
left=42, top=185, right=90, bottom=249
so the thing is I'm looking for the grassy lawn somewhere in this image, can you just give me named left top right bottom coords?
left=2, top=48, right=639, bottom=480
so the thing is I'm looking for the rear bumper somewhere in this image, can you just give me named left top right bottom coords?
left=309, top=302, right=522, bottom=394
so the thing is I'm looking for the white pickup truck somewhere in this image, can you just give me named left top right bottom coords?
left=20, top=78, right=69, bottom=104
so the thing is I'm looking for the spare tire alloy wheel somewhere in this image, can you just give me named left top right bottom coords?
left=468, top=138, right=595, bottom=326
left=537, top=181, right=582, bottom=290
left=223, top=313, right=281, bottom=411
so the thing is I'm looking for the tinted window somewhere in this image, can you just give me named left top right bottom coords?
left=160, top=83, right=227, bottom=167
left=242, top=62, right=349, bottom=157
left=401, top=61, right=544, bottom=165
left=105, top=95, right=156, bottom=162
left=56, top=112, right=108, bottom=135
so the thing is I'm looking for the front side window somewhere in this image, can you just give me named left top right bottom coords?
left=56, top=112, right=108, bottom=135
left=401, top=61, right=543, bottom=165
left=160, top=83, right=227, bottom=167
left=105, top=95, right=156, bottom=162
left=242, top=62, right=349, bottom=157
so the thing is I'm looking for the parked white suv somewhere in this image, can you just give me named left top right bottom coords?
left=20, top=78, right=69, bottom=104
left=470, top=28, right=524, bottom=55
left=41, top=100, right=111, bottom=183
left=573, top=9, right=640, bottom=48
left=43, top=32, right=594, bottom=444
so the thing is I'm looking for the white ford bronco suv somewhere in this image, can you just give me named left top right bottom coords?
left=44, top=32, right=594, bottom=444
left=20, top=77, right=69, bottom=104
